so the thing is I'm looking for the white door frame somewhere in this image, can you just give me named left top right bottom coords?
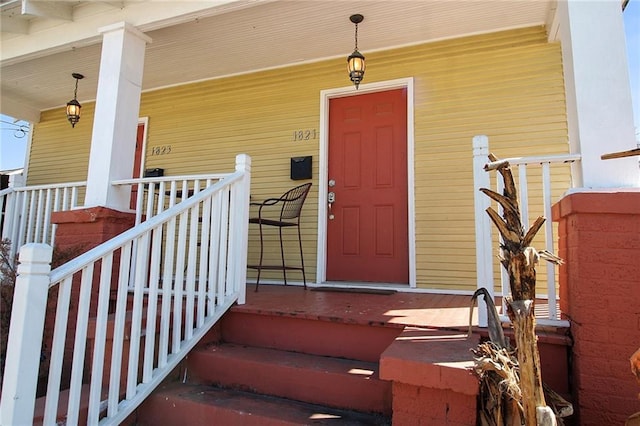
left=316, top=77, right=416, bottom=288
left=136, top=116, right=150, bottom=177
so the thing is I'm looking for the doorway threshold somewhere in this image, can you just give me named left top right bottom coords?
left=311, top=281, right=409, bottom=293
left=311, top=286, right=397, bottom=295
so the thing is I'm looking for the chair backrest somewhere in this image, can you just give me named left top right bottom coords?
left=280, top=182, right=312, bottom=220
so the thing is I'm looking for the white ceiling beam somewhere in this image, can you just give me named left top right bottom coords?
left=22, top=0, right=72, bottom=21
left=0, top=92, right=41, bottom=123
left=1, top=16, right=29, bottom=34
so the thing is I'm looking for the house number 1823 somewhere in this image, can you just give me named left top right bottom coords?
left=293, top=129, right=317, bottom=141
left=150, top=145, right=172, bottom=155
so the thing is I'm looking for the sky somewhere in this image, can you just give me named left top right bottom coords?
left=1, top=1, right=639, bottom=171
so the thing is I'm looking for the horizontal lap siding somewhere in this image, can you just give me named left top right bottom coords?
left=28, top=26, right=568, bottom=291
left=406, top=28, right=568, bottom=291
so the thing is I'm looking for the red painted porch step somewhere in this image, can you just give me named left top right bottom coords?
left=135, top=383, right=390, bottom=426
left=187, top=342, right=392, bottom=416
left=220, top=310, right=402, bottom=363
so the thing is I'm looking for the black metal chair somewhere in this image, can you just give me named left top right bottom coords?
left=248, top=182, right=312, bottom=291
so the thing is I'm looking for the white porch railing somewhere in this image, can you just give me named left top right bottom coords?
left=0, top=181, right=86, bottom=259
left=473, top=135, right=580, bottom=327
left=112, top=174, right=229, bottom=227
left=0, top=154, right=251, bottom=425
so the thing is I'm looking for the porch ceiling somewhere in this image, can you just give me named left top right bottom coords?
left=0, top=0, right=555, bottom=122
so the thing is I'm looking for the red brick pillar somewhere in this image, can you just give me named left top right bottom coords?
left=51, top=206, right=136, bottom=311
left=51, top=206, right=136, bottom=253
left=553, top=191, right=640, bottom=425
left=44, top=207, right=136, bottom=391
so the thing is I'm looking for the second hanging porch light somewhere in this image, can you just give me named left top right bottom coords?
left=347, top=14, right=365, bottom=89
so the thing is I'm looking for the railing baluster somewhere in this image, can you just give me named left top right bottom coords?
left=127, top=233, right=149, bottom=398
left=25, top=190, right=36, bottom=243
left=518, top=164, right=529, bottom=229
left=88, top=253, right=114, bottom=424
left=62, top=186, right=70, bottom=211
left=209, top=193, right=222, bottom=314
left=198, top=188, right=212, bottom=324
left=541, top=162, right=558, bottom=320
left=218, top=188, right=230, bottom=298
left=51, top=187, right=61, bottom=246
left=172, top=211, right=188, bottom=353
left=185, top=203, right=199, bottom=340
left=159, top=218, right=176, bottom=367
left=43, top=275, right=74, bottom=424
left=71, top=186, right=79, bottom=208
left=143, top=225, right=163, bottom=382
left=108, top=243, right=132, bottom=417
left=33, top=189, right=45, bottom=243
left=66, top=264, right=94, bottom=425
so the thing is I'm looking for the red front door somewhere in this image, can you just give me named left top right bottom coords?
left=129, top=123, right=145, bottom=209
left=326, top=88, right=409, bottom=284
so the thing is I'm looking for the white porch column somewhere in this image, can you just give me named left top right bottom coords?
left=84, top=22, right=152, bottom=210
left=557, top=0, right=639, bottom=188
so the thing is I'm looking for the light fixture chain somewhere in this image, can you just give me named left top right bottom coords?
left=354, top=22, right=359, bottom=50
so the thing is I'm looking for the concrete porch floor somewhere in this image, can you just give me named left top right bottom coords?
left=236, top=284, right=566, bottom=338
left=237, top=284, right=477, bottom=330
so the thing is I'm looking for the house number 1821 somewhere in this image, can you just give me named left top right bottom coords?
left=293, top=129, right=317, bottom=141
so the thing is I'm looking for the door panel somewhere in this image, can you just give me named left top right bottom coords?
left=129, top=123, right=145, bottom=210
left=326, top=88, right=408, bottom=284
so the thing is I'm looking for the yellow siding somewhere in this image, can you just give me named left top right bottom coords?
left=28, top=26, right=569, bottom=291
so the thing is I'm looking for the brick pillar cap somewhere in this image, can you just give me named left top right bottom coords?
left=51, top=206, right=135, bottom=225
left=552, top=189, right=640, bottom=220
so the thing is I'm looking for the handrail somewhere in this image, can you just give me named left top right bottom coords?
left=112, top=173, right=229, bottom=185
left=9, top=180, right=87, bottom=192
left=0, top=154, right=252, bottom=425
left=487, top=153, right=581, bottom=167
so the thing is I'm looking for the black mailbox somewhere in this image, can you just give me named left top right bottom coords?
left=290, top=156, right=312, bottom=180
left=143, top=168, right=164, bottom=178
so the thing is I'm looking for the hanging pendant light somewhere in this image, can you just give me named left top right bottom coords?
left=66, top=73, right=84, bottom=128
left=347, top=14, right=365, bottom=89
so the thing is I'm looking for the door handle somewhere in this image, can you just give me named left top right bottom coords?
left=328, top=191, right=336, bottom=220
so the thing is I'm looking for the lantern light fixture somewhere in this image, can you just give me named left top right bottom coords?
left=347, top=14, right=365, bottom=89
left=66, top=73, right=84, bottom=128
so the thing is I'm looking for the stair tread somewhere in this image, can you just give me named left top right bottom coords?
left=188, top=342, right=392, bottom=415
left=196, top=342, right=381, bottom=376
left=143, top=383, right=391, bottom=425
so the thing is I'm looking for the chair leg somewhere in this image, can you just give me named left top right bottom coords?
left=297, top=223, right=306, bottom=289
left=255, top=222, right=265, bottom=292
left=279, top=225, right=287, bottom=285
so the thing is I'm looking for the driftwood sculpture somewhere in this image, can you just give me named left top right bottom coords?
left=473, top=153, right=567, bottom=426
left=628, top=348, right=640, bottom=425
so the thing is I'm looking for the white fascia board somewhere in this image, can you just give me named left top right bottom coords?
left=1, top=0, right=265, bottom=65
left=22, top=0, right=73, bottom=21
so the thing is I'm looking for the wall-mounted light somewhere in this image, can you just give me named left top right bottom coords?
left=347, top=14, right=365, bottom=89
left=66, top=73, right=84, bottom=128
